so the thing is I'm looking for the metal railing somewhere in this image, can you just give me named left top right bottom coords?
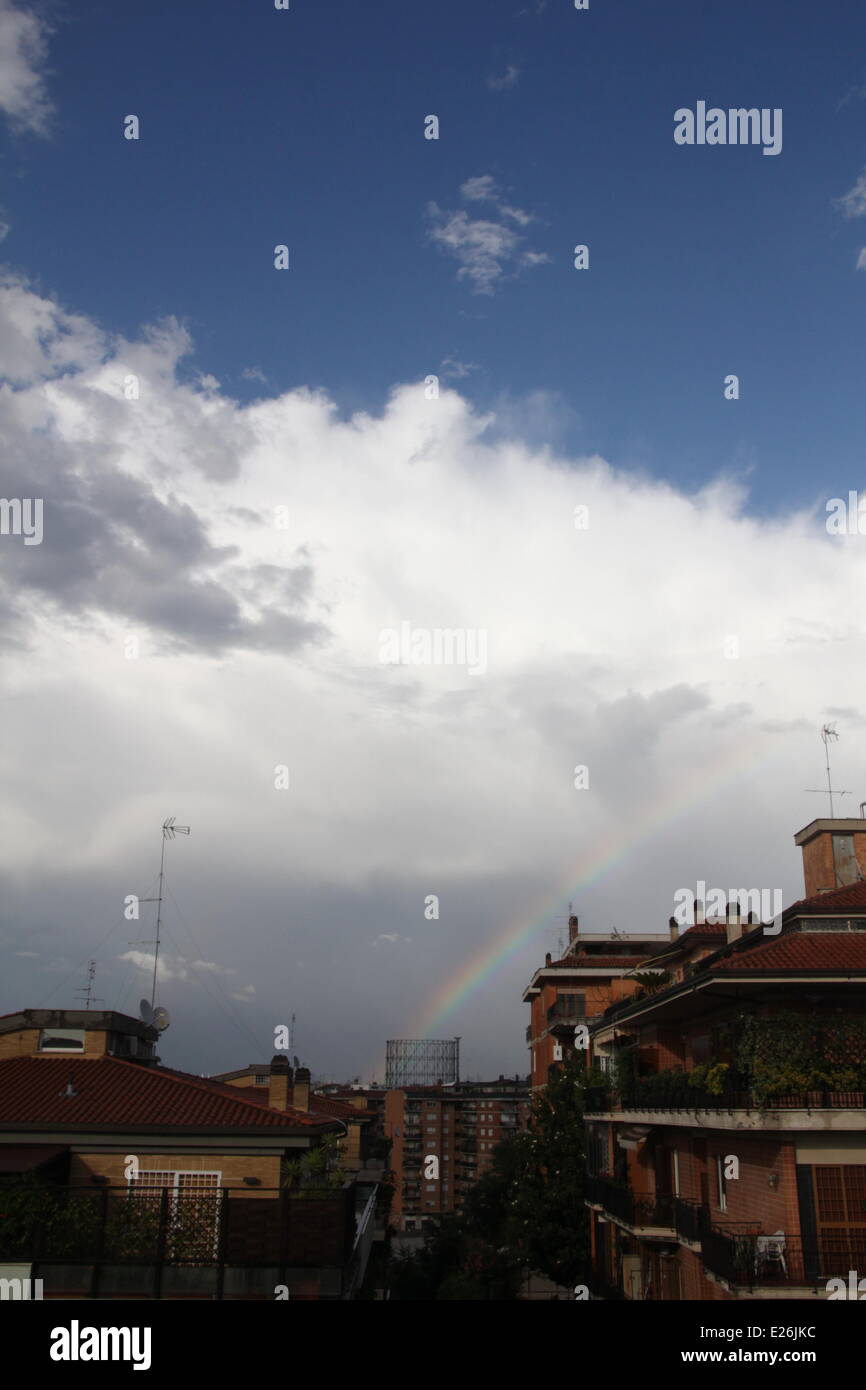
left=583, top=1078, right=866, bottom=1113
left=700, top=1228, right=866, bottom=1288
left=585, top=1175, right=675, bottom=1231
left=0, top=1182, right=367, bottom=1299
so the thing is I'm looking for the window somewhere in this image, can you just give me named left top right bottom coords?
left=39, top=1028, right=85, bottom=1052
left=426, top=1183, right=437, bottom=1191
left=128, top=1170, right=222, bottom=1258
left=715, top=1155, right=727, bottom=1212
left=254, top=1073, right=268, bottom=1085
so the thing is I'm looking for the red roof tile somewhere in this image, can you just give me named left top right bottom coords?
left=713, top=933, right=866, bottom=973
left=0, top=1056, right=335, bottom=1131
left=676, top=923, right=728, bottom=940
left=785, top=880, right=866, bottom=916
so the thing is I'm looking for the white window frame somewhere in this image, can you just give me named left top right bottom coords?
left=715, top=1155, right=727, bottom=1212
left=128, top=1169, right=223, bottom=1258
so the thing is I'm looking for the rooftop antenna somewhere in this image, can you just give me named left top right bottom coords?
left=136, top=817, right=190, bottom=1009
left=805, top=725, right=850, bottom=817
left=75, top=960, right=104, bottom=1011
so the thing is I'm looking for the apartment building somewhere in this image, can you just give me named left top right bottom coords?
left=523, top=916, right=672, bottom=1090
left=0, top=1011, right=378, bottom=1299
left=385, top=1077, right=530, bottom=1232
left=583, top=818, right=866, bottom=1300
left=211, top=1061, right=373, bottom=1170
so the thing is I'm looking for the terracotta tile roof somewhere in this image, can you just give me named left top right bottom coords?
left=676, top=923, right=728, bottom=940
left=0, top=1056, right=335, bottom=1131
left=712, top=933, right=866, bottom=973
left=310, top=1094, right=364, bottom=1120
left=785, top=880, right=866, bottom=916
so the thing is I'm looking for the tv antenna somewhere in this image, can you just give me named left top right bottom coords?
left=135, top=817, right=190, bottom=1009
left=75, top=960, right=104, bottom=1011
left=805, top=725, right=850, bottom=817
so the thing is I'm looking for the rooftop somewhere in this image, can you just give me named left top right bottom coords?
left=0, top=1056, right=338, bottom=1132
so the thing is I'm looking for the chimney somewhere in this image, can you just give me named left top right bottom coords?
left=725, top=901, right=743, bottom=945
left=545, top=952, right=552, bottom=966
left=668, top=915, right=678, bottom=942
left=694, top=900, right=705, bottom=926
left=293, top=1066, right=311, bottom=1112
left=568, top=915, right=579, bottom=945
left=795, top=819, right=866, bottom=898
left=268, top=1056, right=292, bottom=1111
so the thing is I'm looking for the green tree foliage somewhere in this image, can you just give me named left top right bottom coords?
left=388, top=1058, right=589, bottom=1298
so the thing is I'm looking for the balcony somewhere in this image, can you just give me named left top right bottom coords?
left=584, top=1175, right=675, bottom=1235
left=583, top=1074, right=866, bottom=1130
left=699, top=1228, right=866, bottom=1290
left=547, top=1002, right=586, bottom=1034
left=0, top=1182, right=378, bottom=1300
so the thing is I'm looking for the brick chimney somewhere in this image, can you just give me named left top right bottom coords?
left=694, top=900, right=705, bottom=926
left=725, top=901, right=743, bottom=945
left=568, top=915, right=579, bottom=945
left=668, top=916, right=678, bottom=942
left=268, top=1056, right=292, bottom=1110
left=795, top=819, right=866, bottom=898
left=293, top=1066, right=311, bottom=1112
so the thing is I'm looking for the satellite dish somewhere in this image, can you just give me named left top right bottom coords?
left=139, top=999, right=154, bottom=1024
left=151, top=1007, right=171, bottom=1032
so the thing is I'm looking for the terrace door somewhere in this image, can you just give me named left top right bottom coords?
left=812, top=1167, right=866, bottom=1278
left=129, top=1170, right=222, bottom=1261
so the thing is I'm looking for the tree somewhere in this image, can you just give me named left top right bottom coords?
left=388, top=1059, right=590, bottom=1297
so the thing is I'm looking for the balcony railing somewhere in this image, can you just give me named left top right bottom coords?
left=583, top=1078, right=866, bottom=1113
left=547, top=1005, right=587, bottom=1035
left=0, top=1182, right=369, bottom=1298
left=585, top=1175, right=675, bottom=1232
left=699, top=1228, right=866, bottom=1288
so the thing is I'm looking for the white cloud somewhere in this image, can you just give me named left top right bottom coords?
left=487, top=65, right=520, bottom=91
left=440, top=356, right=479, bottom=379
left=426, top=178, right=546, bottom=294
left=461, top=175, right=499, bottom=203
left=856, top=248, right=866, bottom=270
left=2, top=277, right=866, bottom=1074
left=837, top=167, right=866, bottom=218
left=0, top=0, right=52, bottom=135
left=372, top=933, right=412, bottom=947
left=191, top=959, right=237, bottom=977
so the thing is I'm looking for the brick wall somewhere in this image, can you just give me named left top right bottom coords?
left=69, top=1151, right=282, bottom=1193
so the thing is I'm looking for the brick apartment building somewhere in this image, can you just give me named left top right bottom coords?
left=523, top=917, right=672, bottom=1090
left=0, top=1011, right=379, bottom=1298
left=582, top=817, right=866, bottom=1300
left=386, top=1077, right=530, bottom=1232
left=211, top=1061, right=374, bottom=1170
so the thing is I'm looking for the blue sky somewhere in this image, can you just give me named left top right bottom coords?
left=5, top=0, right=866, bottom=506
left=2, top=0, right=866, bottom=1080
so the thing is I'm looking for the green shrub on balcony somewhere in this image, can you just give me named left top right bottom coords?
left=736, top=1011, right=866, bottom=1106
left=688, top=1061, right=730, bottom=1096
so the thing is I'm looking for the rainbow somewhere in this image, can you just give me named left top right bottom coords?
left=408, top=730, right=773, bottom=1041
